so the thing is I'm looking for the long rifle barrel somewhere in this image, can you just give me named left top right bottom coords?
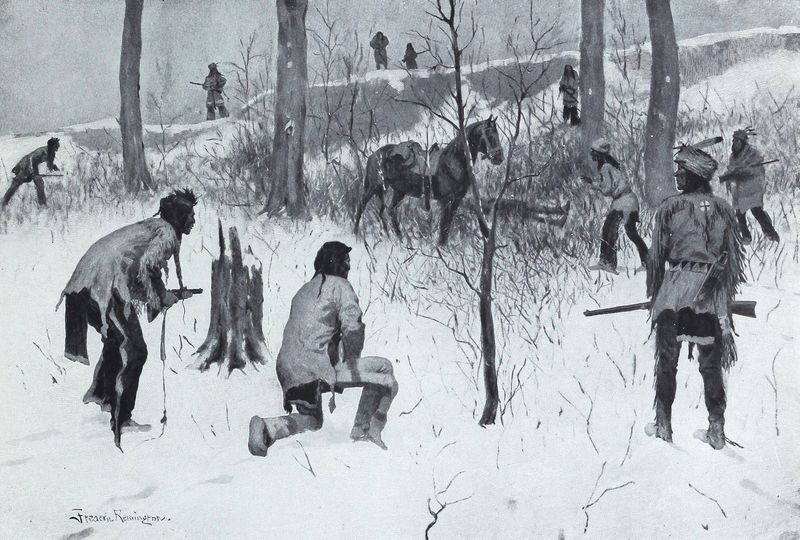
left=584, top=300, right=756, bottom=318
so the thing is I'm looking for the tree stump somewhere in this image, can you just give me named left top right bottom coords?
left=192, top=220, right=267, bottom=374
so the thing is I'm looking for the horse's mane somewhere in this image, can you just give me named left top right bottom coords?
left=442, top=120, right=487, bottom=155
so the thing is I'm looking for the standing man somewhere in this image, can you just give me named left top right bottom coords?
left=403, top=43, right=419, bottom=70
left=584, top=138, right=648, bottom=274
left=720, top=127, right=779, bottom=243
left=249, top=241, right=399, bottom=457
left=646, top=145, right=745, bottom=450
left=2, top=137, right=61, bottom=207
left=58, top=189, right=198, bottom=449
left=558, top=65, right=580, bottom=126
left=202, top=63, right=228, bottom=120
left=370, top=32, right=390, bottom=70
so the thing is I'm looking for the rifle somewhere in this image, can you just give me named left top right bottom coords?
left=673, top=136, right=723, bottom=151
left=39, top=173, right=64, bottom=177
left=189, top=81, right=205, bottom=87
left=147, top=288, right=203, bottom=322
left=583, top=300, right=756, bottom=318
left=719, top=159, right=779, bottom=182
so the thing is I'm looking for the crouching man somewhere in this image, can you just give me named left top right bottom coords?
left=58, top=189, right=198, bottom=449
left=249, top=241, right=399, bottom=457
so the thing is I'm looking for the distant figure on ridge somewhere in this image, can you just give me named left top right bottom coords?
left=370, top=31, right=390, bottom=70
left=558, top=64, right=580, bottom=126
left=403, top=43, right=419, bottom=70
left=202, top=63, right=228, bottom=120
left=2, top=137, right=61, bottom=207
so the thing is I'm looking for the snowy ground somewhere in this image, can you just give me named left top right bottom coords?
left=1, top=29, right=800, bottom=540
left=0, top=197, right=798, bottom=540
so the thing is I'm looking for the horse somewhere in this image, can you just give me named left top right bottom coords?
left=353, top=116, right=504, bottom=245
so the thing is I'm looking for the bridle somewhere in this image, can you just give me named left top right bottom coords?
left=476, top=121, right=503, bottom=163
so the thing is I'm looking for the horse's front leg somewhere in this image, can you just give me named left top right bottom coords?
left=376, top=187, right=390, bottom=235
left=353, top=185, right=374, bottom=235
left=438, top=194, right=464, bottom=245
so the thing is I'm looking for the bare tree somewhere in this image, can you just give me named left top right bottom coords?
left=119, top=0, right=153, bottom=193
left=411, top=0, right=557, bottom=426
left=308, top=0, right=347, bottom=164
left=229, top=32, right=267, bottom=130
left=264, top=0, right=309, bottom=217
left=607, top=0, right=646, bottom=80
left=580, top=0, right=606, bottom=159
left=643, top=0, right=680, bottom=205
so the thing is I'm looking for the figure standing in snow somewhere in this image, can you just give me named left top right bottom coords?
left=403, top=43, right=419, bottom=70
left=558, top=64, right=580, bottom=126
left=646, top=145, right=745, bottom=450
left=58, top=189, right=199, bottom=448
left=719, top=127, right=779, bottom=243
left=370, top=31, right=390, bottom=70
left=583, top=138, right=648, bottom=274
left=2, top=137, right=61, bottom=207
left=248, top=241, right=399, bottom=457
left=202, top=63, right=228, bottom=120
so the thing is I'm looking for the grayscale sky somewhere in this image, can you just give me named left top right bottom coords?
left=1, top=0, right=798, bottom=134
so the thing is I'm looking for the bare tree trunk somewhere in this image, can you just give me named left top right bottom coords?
left=478, top=227, right=499, bottom=425
left=580, top=0, right=606, bottom=159
left=644, top=0, right=680, bottom=205
left=119, top=0, right=152, bottom=193
left=193, top=221, right=267, bottom=375
left=264, top=0, right=308, bottom=217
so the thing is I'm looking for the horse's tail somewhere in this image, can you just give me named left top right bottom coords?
left=354, top=150, right=382, bottom=234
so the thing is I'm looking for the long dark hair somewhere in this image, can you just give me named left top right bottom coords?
left=313, top=241, right=351, bottom=295
left=563, top=64, right=577, bottom=78
left=157, top=188, right=198, bottom=232
left=46, top=137, right=59, bottom=162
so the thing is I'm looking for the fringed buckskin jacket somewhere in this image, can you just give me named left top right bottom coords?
left=647, top=192, right=745, bottom=368
left=725, top=144, right=766, bottom=212
left=57, top=217, right=179, bottom=335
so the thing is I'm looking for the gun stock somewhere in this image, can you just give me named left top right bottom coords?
left=584, top=300, right=756, bottom=318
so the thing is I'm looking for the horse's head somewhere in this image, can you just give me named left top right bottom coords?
left=472, top=116, right=504, bottom=165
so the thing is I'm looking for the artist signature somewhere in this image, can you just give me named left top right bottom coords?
left=69, top=508, right=171, bottom=526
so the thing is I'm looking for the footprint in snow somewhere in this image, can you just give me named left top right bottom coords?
left=7, top=429, right=61, bottom=446
left=60, top=528, right=94, bottom=540
left=201, top=474, right=234, bottom=485
left=105, top=486, right=157, bottom=504
left=0, top=457, right=32, bottom=468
